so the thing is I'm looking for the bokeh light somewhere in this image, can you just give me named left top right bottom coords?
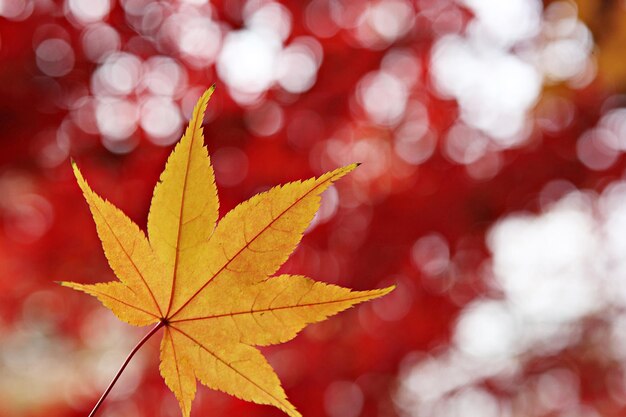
left=4, top=0, right=626, bottom=417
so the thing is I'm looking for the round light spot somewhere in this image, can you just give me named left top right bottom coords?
left=368, top=0, right=414, bottom=42
left=354, top=0, right=415, bottom=49
left=394, top=128, right=436, bottom=166
left=67, top=0, right=111, bottom=24
left=177, top=16, right=222, bottom=67
left=36, top=39, right=75, bottom=77
left=488, top=201, right=600, bottom=323
left=447, top=388, right=502, bottom=417
left=81, top=23, right=121, bottom=63
left=245, top=1, right=292, bottom=42
left=140, top=2, right=165, bottom=34
left=95, top=97, right=139, bottom=140
left=411, top=234, right=450, bottom=276
left=92, top=52, right=142, bottom=96
left=598, top=108, right=626, bottom=151
left=0, top=0, right=34, bottom=20
left=541, top=37, right=591, bottom=81
left=381, top=48, right=421, bottom=88
left=217, top=29, right=281, bottom=98
left=305, top=0, right=340, bottom=38
left=537, top=368, right=580, bottom=410
left=463, top=0, right=542, bottom=47
left=576, top=128, right=618, bottom=171
left=140, top=97, right=183, bottom=145
left=444, top=123, right=490, bottom=165
left=431, top=34, right=541, bottom=141
left=142, top=56, right=187, bottom=97
left=454, top=300, right=519, bottom=359
left=102, top=137, right=139, bottom=154
left=324, top=381, right=364, bottom=417
left=245, top=101, right=284, bottom=137
left=121, top=0, right=151, bottom=16
left=277, top=42, right=320, bottom=93
left=70, top=96, right=100, bottom=135
left=4, top=194, right=54, bottom=244
left=394, top=102, right=433, bottom=165
left=357, top=71, right=408, bottom=126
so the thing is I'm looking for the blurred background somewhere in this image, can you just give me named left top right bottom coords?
left=2, top=0, right=626, bottom=416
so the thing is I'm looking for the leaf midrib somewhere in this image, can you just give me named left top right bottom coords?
left=165, top=101, right=205, bottom=317
left=170, top=293, right=381, bottom=323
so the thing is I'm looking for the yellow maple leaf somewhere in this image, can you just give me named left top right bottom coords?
left=62, top=87, right=394, bottom=417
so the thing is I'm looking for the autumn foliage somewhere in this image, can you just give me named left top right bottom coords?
left=5, top=1, right=626, bottom=417
left=62, top=88, right=393, bottom=417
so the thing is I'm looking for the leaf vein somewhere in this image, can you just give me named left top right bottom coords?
left=86, top=287, right=159, bottom=319
left=171, top=293, right=375, bottom=323
left=165, top=103, right=205, bottom=317
left=88, top=199, right=162, bottom=316
left=169, top=326, right=293, bottom=412
left=169, top=175, right=343, bottom=319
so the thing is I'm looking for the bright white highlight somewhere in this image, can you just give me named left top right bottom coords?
left=397, top=182, right=626, bottom=417
left=92, top=52, right=142, bottom=96
left=245, top=1, right=292, bottom=42
left=67, top=0, right=111, bottom=24
left=95, top=97, right=139, bottom=140
left=140, top=97, right=183, bottom=145
left=277, top=38, right=322, bottom=94
left=489, top=194, right=601, bottom=324
left=430, top=0, right=594, bottom=151
left=217, top=29, right=281, bottom=99
left=432, top=35, right=541, bottom=141
left=217, top=2, right=320, bottom=102
left=357, top=71, right=409, bottom=126
left=462, top=0, right=542, bottom=46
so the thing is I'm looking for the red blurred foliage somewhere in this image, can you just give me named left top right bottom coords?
left=2, top=1, right=626, bottom=417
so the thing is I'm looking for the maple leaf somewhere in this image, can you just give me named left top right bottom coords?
left=61, top=87, right=394, bottom=417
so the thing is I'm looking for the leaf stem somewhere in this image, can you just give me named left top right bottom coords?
left=88, top=321, right=165, bottom=417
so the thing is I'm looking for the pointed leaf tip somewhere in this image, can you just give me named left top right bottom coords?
left=335, top=163, right=359, bottom=176
left=201, top=86, right=215, bottom=103
left=367, top=285, right=397, bottom=305
left=381, top=284, right=396, bottom=295
left=71, top=162, right=85, bottom=184
left=373, top=285, right=396, bottom=299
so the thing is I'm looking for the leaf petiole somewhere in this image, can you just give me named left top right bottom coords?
left=88, top=320, right=166, bottom=417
